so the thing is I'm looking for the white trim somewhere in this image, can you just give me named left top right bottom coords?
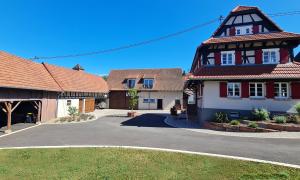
left=0, top=145, right=298, bottom=169
left=221, top=51, right=235, bottom=65
left=227, top=82, right=241, bottom=97
left=249, top=82, right=264, bottom=98
left=262, top=48, right=280, bottom=64
left=274, top=82, right=289, bottom=99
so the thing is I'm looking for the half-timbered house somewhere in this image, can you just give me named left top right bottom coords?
left=188, top=6, right=300, bottom=122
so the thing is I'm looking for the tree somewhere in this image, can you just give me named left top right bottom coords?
left=128, top=88, right=138, bottom=111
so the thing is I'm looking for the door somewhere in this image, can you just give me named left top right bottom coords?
left=157, top=99, right=163, bottom=110
left=79, top=99, right=84, bottom=113
left=85, top=98, right=95, bottom=113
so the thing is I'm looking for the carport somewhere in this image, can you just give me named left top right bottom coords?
left=0, top=100, right=41, bottom=133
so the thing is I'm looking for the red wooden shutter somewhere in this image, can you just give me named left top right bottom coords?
left=266, top=81, right=275, bottom=99
left=220, top=82, right=227, bottom=97
left=235, top=51, right=242, bottom=65
left=229, top=27, right=236, bottom=36
left=255, top=49, right=263, bottom=64
left=215, top=52, right=221, bottom=65
left=291, top=82, right=300, bottom=99
left=280, top=48, right=289, bottom=64
left=241, top=82, right=249, bottom=98
left=252, top=25, right=259, bottom=34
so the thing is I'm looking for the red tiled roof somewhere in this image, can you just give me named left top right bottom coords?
left=43, top=63, right=108, bottom=93
left=190, top=62, right=300, bottom=80
left=204, top=32, right=300, bottom=44
left=232, top=6, right=257, bottom=13
left=0, top=51, right=62, bottom=91
left=107, top=68, right=184, bottom=91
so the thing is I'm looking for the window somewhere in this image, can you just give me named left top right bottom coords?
left=235, top=25, right=253, bottom=35
left=127, top=79, right=136, bottom=88
left=227, top=83, right=241, bottom=97
left=250, top=83, right=264, bottom=98
left=143, top=99, right=155, bottom=103
left=221, top=51, right=235, bottom=65
left=143, top=79, right=154, bottom=89
left=274, top=83, right=289, bottom=98
left=263, top=49, right=279, bottom=64
left=67, top=100, right=72, bottom=106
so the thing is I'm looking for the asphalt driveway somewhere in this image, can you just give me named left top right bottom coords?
left=0, top=114, right=300, bottom=165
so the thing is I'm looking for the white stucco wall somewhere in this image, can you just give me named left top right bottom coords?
left=57, top=99, right=80, bottom=117
left=138, top=91, right=183, bottom=110
left=202, top=81, right=300, bottom=113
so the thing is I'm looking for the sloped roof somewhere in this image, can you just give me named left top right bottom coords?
left=107, top=68, right=184, bottom=91
left=0, top=51, right=61, bottom=91
left=43, top=63, right=108, bottom=93
left=232, top=6, right=257, bottom=13
left=190, top=62, right=300, bottom=80
left=204, top=32, right=300, bottom=44
left=212, top=5, right=283, bottom=37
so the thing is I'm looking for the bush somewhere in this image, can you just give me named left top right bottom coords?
left=214, top=112, right=229, bottom=123
left=79, top=114, right=90, bottom=121
left=230, top=120, right=240, bottom=126
left=274, top=116, right=287, bottom=124
left=286, top=114, right=299, bottom=124
left=68, top=106, right=79, bottom=118
left=252, top=108, right=270, bottom=121
left=295, top=103, right=300, bottom=115
left=248, top=122, right=258, bottom=129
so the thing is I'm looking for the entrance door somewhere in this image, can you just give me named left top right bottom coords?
left=157, top=99, right=163, bottom=110
left=79, top=99, right=84, bottom=113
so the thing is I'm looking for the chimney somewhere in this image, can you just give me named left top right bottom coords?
left=72, top=64, right=85, bottom=71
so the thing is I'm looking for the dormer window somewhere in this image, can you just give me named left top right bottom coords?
left=235, top=25, right=253, bottom=35
left=143, top=79, right=154, bottom=89
left=127, top=79, right=136, bottom=89
left=263, top=48, right=279, bottom=64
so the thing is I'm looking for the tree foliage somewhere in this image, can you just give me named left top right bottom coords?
left=128, top=88, right=138, bottom=111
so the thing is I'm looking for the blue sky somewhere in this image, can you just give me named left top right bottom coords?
left=1, top=0, right=300, bottom=75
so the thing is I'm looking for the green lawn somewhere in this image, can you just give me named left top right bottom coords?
left=0, top=148, right=299, bottom=180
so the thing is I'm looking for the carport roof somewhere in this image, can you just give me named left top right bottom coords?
left=0, top=51, right=62, bottom=92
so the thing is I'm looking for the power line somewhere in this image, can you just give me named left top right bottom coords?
left=31, top=18, right=219, bottom=60
left=31, top=10, right=300, bottom=60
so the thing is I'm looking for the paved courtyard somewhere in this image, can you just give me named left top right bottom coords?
left=0, top=113, right=300, bottom=165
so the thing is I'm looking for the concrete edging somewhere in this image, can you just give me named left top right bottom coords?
left=164, top=116, right=300, bottom=139
left=0, top=145, right=299, bottom=169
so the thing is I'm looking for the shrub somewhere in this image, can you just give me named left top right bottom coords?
left=214, top=112, right=229, bottom=123
left=230, top=120, right=240, bottom=126
left=89, top=115, right=96, bottom=120
left=248, top=122, right=258, bottom=129
left=295, top=103, right=300, bottom=115
left=252, top=108, right=270, bottom=121
left=286, top=114, right=299, bottom=124
left=274, top=116, right=287, bottom=124
left=79, top=114, right=90, bottom=121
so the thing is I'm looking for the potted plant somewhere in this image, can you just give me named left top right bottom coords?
left=127, top=88, right=138, bottom=117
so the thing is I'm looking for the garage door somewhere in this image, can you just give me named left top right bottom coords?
left=85, top=98, right=95, bottom=113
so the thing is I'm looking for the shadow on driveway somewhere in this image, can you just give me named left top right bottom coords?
left=121, top=114, right=173, bottom=128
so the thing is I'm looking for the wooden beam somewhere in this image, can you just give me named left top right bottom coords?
left=11, top=101, right=21, bottom=112
left=36, top=101, right=42, bottom=124
left=5, top=102, right=12, bottom=134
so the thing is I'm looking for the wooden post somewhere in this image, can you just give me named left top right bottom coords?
left=36, top=101, right=42, bottom=124
left=4, top=102, right=12, bottom=134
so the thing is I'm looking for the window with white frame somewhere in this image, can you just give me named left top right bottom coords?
left=263, top=48, right=279, bottom=64
left=143, top=99, right=155, bottom=103
left=143, top=79, right=154, bottom=89
left=227, top=83, right=241, bottom=97
left=249, top=83, right=264, bottom=98
left=127, top=79, right=136, bottom=89
left=221, top=51, right=235, bottom=65
left=274, top=82, right=289, bottom=98
left=236, top=25, right=253, bottom=35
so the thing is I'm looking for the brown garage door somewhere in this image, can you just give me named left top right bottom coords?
left=85, top=98, right=95, bottom=113
left=109, top=91, right=138, bottom=109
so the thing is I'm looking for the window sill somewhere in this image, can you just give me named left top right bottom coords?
left=249, top=97, right=265, bottom=100
left=227, top=97, right=242, bottom=99
left=274, top=97, right=290, bottom=101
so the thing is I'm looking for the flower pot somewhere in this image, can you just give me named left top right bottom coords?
left=128, top=112, right=137, bottom=117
